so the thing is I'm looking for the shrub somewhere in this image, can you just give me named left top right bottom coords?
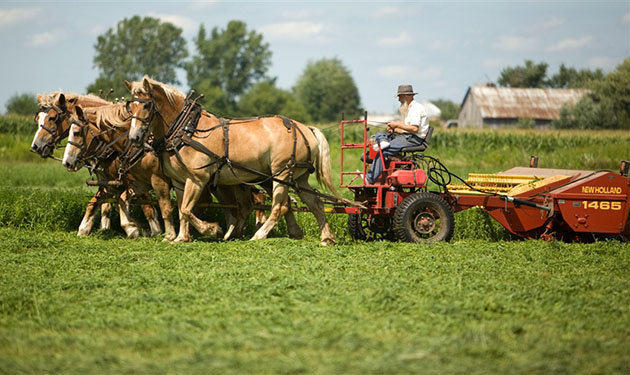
left=0, top=114, right=35, bottom=135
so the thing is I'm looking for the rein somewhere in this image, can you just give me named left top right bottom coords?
left=36, top=104, right=69, bottom=152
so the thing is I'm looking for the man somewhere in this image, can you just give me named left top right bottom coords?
left=366, top=84, right=429, bottom=184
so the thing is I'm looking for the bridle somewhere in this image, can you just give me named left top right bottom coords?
left=125, top=96, right=155, bottom=126
left=35, top=104, right=69, bottom=148
left=125, top=94, right=169, bottom=144
left=65, top=116, right=122, bottom=173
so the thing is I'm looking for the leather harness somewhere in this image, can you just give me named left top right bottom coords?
left=146, top=93, right=315, bottom=189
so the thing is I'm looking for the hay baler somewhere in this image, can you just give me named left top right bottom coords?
left=335, top=115, right=630, bottom=243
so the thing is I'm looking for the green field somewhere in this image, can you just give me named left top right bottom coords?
left=1, top=126, right=629, bottom=374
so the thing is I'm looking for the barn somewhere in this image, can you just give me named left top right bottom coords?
left=457, top=84, right=589, bottom=128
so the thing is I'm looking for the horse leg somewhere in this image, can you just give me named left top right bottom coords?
left=78, top=188, right=106, bottom=236
left=253, top=188, right=267, bottom=230
left=152, top=174, right=176, bottom=241
left=117, top=190, right=140, bottom=239
left=261, top=183, right=303, bottom=239
left=173, top=180, right=223, bottom=243
left=233, top=185, right=255, bottom=239
left=213, top=185, right=238, bottom=240
left=139, top=198, right=161, bottom=237
left=294, top=174, right=336, bottom=245
left=100, top=202, right=112, bottom=230
left=251, top=180, right=290, bottom=240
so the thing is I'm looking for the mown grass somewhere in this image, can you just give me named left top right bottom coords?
left=0, top=228, right=628, bottom=374
left=1, top=126, right=629, bottom=374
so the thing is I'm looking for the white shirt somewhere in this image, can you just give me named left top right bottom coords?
left=405, top=100, right=429, bottom=138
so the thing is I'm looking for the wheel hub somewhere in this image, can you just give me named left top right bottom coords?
left=414, top=212, right=436, bottom=234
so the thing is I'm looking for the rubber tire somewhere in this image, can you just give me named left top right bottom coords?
left=347, top=213, right=394, bottom=241
left=393, top=192, right=455, bottom=243
left=347, top=213, right=366, bottom=240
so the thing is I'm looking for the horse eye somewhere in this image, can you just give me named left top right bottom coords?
left=143, top=103, right=150, bottom=110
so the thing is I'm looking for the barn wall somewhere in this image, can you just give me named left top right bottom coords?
left=458, top=95, right=483, bottom=128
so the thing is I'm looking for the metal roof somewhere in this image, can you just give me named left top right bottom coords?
left=464, top=85, right=589, bottom=120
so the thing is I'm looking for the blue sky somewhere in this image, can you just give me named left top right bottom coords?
left=0, top=0, right=628, bottom=115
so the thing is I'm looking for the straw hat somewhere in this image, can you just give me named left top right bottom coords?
left=395, top=84, right=417, bottom=97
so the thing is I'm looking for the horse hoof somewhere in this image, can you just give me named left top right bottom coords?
left=320, top=238, right=335, bottom=246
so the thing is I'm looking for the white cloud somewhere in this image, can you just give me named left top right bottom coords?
left=148, top=13, right=198, bottom=36
left=481, top=58, right=507, bottom=69
left=187, top=1, right=218, bottom=11
left=546, top=36, right=593, bottom=51
left=492, top=35, right=538, bottom=51
left=378, top=31, right=413, bottom=47
left=534, top=17, right=564, bottom=32
left=258, top=21, right=325, bottom=42
left=89, top=25, right=106, bottom=37
left=281, top=10, right=316, bottom=19
left=372, top=6, right=400, bottom=19
left=27, top=30, right=66, bottom=47
left=0, top=7, right=42, bottom=27
left=588, top=56, right=619, bottom=70
left=428, top=39, right=455, bottom=51
left=378, top=65, right=443, bottom=80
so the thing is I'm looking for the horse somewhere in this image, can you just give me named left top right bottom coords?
left=31, top=92, right=110, bottom=158
left=61, top=103, right=175, bottom=239
left=62, top=104, right=259, bottom=241
left=126, top=76, right=345, bottom=245
left=29, top=91, right=145, bottom=235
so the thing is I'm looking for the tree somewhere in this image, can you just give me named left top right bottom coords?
left=593, top=58, right=630, bottom=128
left=5, top=93, right=39, bottom=116
left=552, top=59, right=630, bottom=130
left=548, top=63, right=604, bottom=89
left=87, top=16, right=188, bottom=99
left=293, top=58, right=362, bottom=122
left=238, top=81, right=312, bottom=123
left=431, top=99, right=460, bottom=121
left=186, top=20, right=272, bottom=114
left=497, top=60, right=548, bottom=88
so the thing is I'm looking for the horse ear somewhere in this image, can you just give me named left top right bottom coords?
left=74, top=106, right=86, bottom=122
left=37, top=93, right=42, bottom=104
left=58, top=93, right=67, bottom=110
left=125, top=80, right=132, bottom=91
left=142, top=77, right=151, bottom=93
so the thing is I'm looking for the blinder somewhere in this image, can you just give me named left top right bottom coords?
left=35, top=104, right=67, bottom=140
left=125, top=97, right=155, bottom=126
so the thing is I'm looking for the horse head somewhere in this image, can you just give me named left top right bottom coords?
left=31, top=93, right=77, bottom=158
left=125, top=77, right=184, bottom=146
left=62, top=106, right=99, bottom=172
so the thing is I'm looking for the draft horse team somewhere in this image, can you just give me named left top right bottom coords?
left=31, top=76, right=350, bottom=245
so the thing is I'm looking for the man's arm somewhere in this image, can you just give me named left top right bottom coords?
left=386, top=120, right=419, bottom=134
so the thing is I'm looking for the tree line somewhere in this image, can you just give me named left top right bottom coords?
left=497, top=59, right=630, bottom=129
left=4, top=16, right=628, bottom=129
left=3, top=17, right=360, bottom=124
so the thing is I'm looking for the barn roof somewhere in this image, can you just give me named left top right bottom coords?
left=462, top=85, right=589, bottom=120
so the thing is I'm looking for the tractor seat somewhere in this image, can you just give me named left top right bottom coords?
left=401, top=126, right=433, bottom=153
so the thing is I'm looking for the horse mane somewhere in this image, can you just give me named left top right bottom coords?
left=39, top=91, right=110, bottom=108
left=129, top=75, right=184, bottom=107
left=91, top=103, right=130, bottom=129
left=77, top=94, right=110, bottom=107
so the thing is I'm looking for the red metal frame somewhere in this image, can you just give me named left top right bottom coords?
left=337, top=116, right=629, bottom=242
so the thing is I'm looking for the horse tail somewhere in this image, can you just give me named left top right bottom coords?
left=309, top=126, right=343, bottom=199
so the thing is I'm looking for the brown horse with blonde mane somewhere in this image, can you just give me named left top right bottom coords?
left=30, top=91, right=145, bottom=235
left=62, top=103, right=258, bottom=241
left=31, top=92, right=110, bottom=158
left=126, top=76, right=346, bottom=245
left=62, top=103, right=175, bottom=239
